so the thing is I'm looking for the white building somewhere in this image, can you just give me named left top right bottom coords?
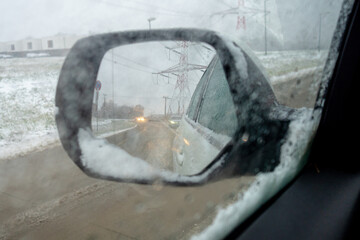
left=3, top=40, right=24, bottom=52
left=0, top=42, right=5, bottom=52
left=22, top=38, right=43, bottom=51
left=41, top=34, right=83, bottom=50
left=0, top=34, right=84, bottom=53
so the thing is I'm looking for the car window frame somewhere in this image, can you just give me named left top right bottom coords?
left=196, top=55, right=238, bottom=136
left=186, top=56, right=218, bottom=121
left=183, top=55, right=234, bottom=150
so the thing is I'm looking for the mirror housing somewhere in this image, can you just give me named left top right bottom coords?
left=55, top=29, right=289, bottom=186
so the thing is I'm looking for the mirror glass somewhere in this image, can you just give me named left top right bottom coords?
left=91, top=41, right=237, bottom=176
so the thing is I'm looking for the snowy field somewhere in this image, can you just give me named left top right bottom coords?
left=0, top=57, right=64, bottom=160
left=256, top=50, right=327, bottom=77
left=0, top=50, right=325, bottom=160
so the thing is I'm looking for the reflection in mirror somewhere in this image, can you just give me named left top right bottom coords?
left=91, top=41, right=237, bottom=175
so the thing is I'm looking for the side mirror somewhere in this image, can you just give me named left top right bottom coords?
left=55, top=29, right=290, bottom=186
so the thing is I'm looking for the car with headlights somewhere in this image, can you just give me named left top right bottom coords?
left=135, top=116, right=147, bottom=123
left=167, top=114, right=181, bottom=129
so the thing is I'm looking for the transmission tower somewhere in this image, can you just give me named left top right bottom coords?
left=154, top=41, right=208, bottom=116
left=211, top=0, right=270, bottom=31
left=237, top=0, right=246, bottom=30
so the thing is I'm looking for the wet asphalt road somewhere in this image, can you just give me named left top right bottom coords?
left=107, top=121, right=175, bottom=171
left=0, top=122, right=253, bottom=240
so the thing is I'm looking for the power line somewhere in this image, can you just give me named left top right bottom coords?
left=154, top=41, right=209, bottom=115
left=112, top=53, right=160, bottom=72
left=99, top=0, right=206, bottom=18
left=194, top=45, right=209, bottom=63
left=103, top=57, right=154, bottom=74
left=103, top=49, right=167, bottom=73
left=114, top=95, right=163, bottom=99
left=121, top=0, right=196, bottom=16
left=218, top=0, right=235, bottom=8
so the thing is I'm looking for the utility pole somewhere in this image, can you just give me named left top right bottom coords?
left=103, top=94, right=107, bottom=108
left=148, top=17, right=156, bottom=30
left=163, top=96, right=171, bottom=118
left=264, top=0, right=268, bottom=55
left=318, top=14, right=321, bottom=52
left=318, top=12, right=329, bottom=52
left=103, top=93, right=107, bottom=118
left=95, top=90, right=99, bottom=131
left=112, top=49, right=115, bottom=119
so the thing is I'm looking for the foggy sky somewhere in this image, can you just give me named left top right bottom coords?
left=276, top=0, right=343, bottom=50
left=96, top=42, right=214, bottom=115
left=1, top=0, right=344, bottom=50
left=0, top=0, right=216, bottom=42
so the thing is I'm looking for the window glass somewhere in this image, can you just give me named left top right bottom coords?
left=198, top=58, right=237, bottom=137
left=47, top=40, right=53, bottom=48
left=186, top=57, right=216, bottom=120
left=0, top=0, right=348, bottom=240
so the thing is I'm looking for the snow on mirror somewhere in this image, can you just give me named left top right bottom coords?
left=91, top=41, right=237, bottom=176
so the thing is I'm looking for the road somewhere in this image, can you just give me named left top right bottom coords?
left=107, top=121, right=175, bottom=171
left=0, top=68, right=321, bottom=239
left=0, top=122, right=254, bottom=240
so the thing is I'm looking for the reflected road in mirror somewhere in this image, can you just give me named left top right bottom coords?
left=91, top=41, right=237, bottom=175
left=107, top=121, right=176, bottom=171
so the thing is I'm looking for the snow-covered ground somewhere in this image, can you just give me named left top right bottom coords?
left=0, top=57, right=64, bottom=160
left=255, top=50, right=327, bottom=77
left=0, top=50, right=326, bottom=160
